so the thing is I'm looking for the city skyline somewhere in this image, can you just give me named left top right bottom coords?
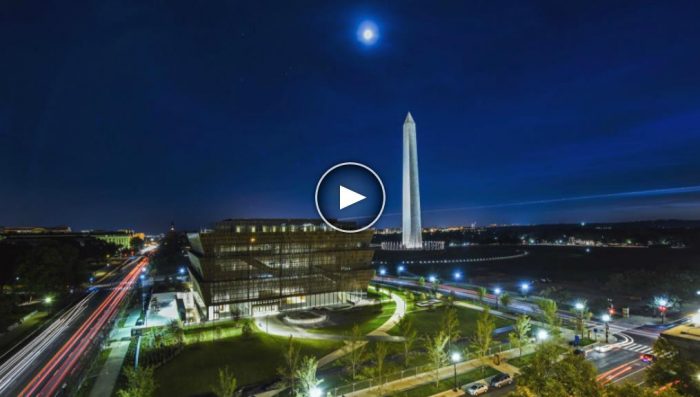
left=2, top=2, right=700, bottom=232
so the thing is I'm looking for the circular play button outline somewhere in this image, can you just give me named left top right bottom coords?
left=315, top=162, right=386, bottom=233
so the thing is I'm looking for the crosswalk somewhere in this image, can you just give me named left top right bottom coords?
left=621, top=343, right=653, bottom=354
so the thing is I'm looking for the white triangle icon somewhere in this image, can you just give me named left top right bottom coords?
left=339, top=185, right=366, bottom=210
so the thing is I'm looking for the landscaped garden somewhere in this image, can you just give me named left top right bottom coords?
left=153, top=327, right=341, bottom=397
left=308, top=300, right=396, bottom=335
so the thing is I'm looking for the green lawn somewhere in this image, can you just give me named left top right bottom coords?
left=0, top=310, right=48, bottom=354
left=389, top=305, right=512, bottom=339
left=392, top=366, right=499, bottom=397
left=507, top=352, right=535, bottom=368
left=309, top=301, right=396, bottom=335
left=153, top=330, right=342, bottom=397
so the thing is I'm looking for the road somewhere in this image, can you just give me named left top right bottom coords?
left=374, top=277, right=664, bottom=394
left=0, top=256, right=148, bottom=396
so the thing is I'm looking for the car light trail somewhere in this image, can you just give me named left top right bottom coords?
left=17, top=257, right=148, bottom=397
left=0, top=293, right=93, bottom=393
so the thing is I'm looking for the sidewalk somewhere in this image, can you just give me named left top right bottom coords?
left=343, top=344, right=535, bottom=397
left=255, top=292, right=406, bottom=397
left=88, top=307, right=140, bottom=397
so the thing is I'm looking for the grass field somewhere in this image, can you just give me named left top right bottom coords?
left=389, top=305, right=512, bottom=340
left=309, top=301, right=396, bottom=335
left=0, top=310, right=48, bottom=354
left=153, top=330, right=342, bottom=397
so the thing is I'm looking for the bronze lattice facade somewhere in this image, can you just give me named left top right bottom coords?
left=187, top=219, right=374, bottom=319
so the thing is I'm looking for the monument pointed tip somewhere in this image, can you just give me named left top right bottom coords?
left=404, top=112, right=414, bottom=124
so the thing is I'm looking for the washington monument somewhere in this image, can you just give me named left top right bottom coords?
left=402, top=112, right=423, bottom=248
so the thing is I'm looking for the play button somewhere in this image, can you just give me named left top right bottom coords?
left=339, top=185, right=366, bottom=209
left=315, top=162, right=386, bottom=233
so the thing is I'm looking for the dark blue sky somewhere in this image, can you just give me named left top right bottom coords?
left=2, top=1, right=700, bottom=232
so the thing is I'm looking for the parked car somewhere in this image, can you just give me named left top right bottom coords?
left=640, top=353, right=656, bottom=363
left=465, top=381, right=489, bottom=396
left=573, top=348, right=587, bottom=357
left=490, top=373, right=513, bottom=388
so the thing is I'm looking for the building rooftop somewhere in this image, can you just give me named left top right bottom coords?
left=213, top=218, right=358, bottom=232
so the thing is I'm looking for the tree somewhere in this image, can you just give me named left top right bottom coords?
left=425, top=331, right=449, bottom=387
left=516, top=343, right=601, bottom=397
left=211, top=366, right=237, bottom=397
left=646, top=337, right=700, bottom=396
left=477, top=286, right=487, bottom=306
left=151, top=231, right=184, bottom=275
left=441, top=307, right=460, bottom=352
left=372, top=342, right=389, bottom=388
left=241, top=319, right=253, bottom=337
left=397, top=316, right=417, bottom=367
left=573, top=301, right=592, bottom=339
left=499, top=292, right=512, bottom=311
left=431, top=278, right=439, bottom=296
left=170, top=319, right=184, bottom=345
left=605, top=383, right=683, bottom=397
left=537, top=299, right=561, bottom=337
left=508, top=386, right=538, bottom=397
left=130, top=236, right=145, bottom=252
left=342, top=324, right=366, bottom=380
left=471, top=308, right=495, bottom=373
left=418, top=276, right=426, bottom=288
left=117, top=366, right=157, bottom=397
left=295, top=356, right=322, bottom=397
left=277, top=336, right=300, bottom=392
left=509, top=315, right=532, bottom=357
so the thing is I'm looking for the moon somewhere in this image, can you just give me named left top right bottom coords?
left=357, top=21, right=379, bottom=46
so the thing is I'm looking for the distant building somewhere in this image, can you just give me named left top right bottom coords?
left=90, top=231, right=133, bottom=250
left=186, top=219, right=375, bottom=320
left=0, top=227, right=140, bottom=250
left=0, top=226, right=72, bottom=234
left=661, top=321, right=700, bottom=363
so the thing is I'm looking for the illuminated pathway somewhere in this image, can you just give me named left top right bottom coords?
left=0, top=257, right=147, bottom=396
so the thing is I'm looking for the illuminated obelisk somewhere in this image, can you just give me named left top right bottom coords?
left=402, top=112, right=423, bottom=249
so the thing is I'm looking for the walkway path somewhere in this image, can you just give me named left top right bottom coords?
left=258, top=291, right=406, bottom=345
left=318, top=292, right=405, bottom=367
left=341, top=344, right=533, bottom=397
left=255, top=292, right=406, bottom=396
left=88, top=307, right=141, bottom=397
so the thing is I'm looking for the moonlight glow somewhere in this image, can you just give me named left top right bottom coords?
left=357, top=21, right=379, bottom=45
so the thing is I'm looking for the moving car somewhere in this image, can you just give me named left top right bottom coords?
left=490, top=373, right=513, bottom=388
left=594, top=344, right=615, bottom=353
left=465, top=381, right=489, bottom=396
left=640, top=353, right=656, bottom=363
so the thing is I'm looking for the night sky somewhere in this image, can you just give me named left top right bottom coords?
left=2, top=1, right=700, bottom=233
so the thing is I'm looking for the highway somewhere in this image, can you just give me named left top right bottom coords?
left=0, top=256, right=148, bottom=396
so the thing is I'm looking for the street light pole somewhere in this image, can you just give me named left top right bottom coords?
left=451, top=352, right=461, bottom=391
left=601, top=314, right=611, bottom=343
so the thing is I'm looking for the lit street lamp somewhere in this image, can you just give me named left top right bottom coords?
left=451, top=352, right=461, bottom=391
left=453, top=271, right=462, bottom=281
left=397, top=264, right=405, bottom=273
left=520, top=282, right=530, bottom=297
left=537, top=329, right=549, bottom=342
left=428, top=275, right=437, bottom=283
left=309, top=386, right=323, bottom=397
left=494, top=287, right=502, bottom=310
left=601, top=313, right=611, bottom=343
left=43, top=296, right=53, bottom=305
